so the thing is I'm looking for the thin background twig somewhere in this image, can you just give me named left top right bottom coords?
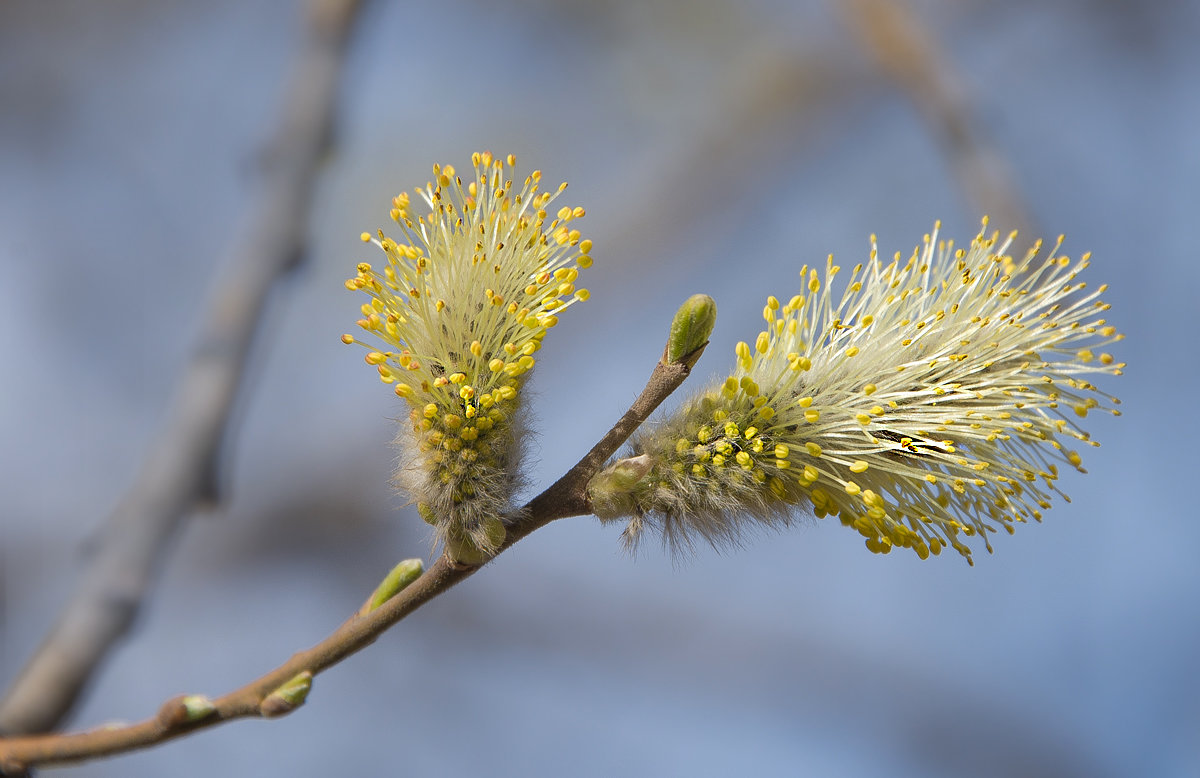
left=841, top=0, right=1035, bottom=237
left=0, top=0, right=364, bottom=737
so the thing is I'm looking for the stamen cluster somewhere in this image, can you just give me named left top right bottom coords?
left=344, top=152, right=592, bottom=556
left=596, top=220, right=1123, bottom=563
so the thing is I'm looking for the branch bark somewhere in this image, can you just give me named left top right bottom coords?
left=0, top=0, right=364, bottom=737
left=0, top=340, right=701, bottom=772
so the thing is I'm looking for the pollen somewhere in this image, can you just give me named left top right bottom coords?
left=609, top=219, right=1121, bottom=564
left=345, top=152, right=595, bottom=558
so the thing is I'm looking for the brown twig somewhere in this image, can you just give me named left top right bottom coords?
left=0, top=339, right=702, bottom=772
left=841, top=0, right=1035, bottom=237
left=0, top=0, right=364, bottom=737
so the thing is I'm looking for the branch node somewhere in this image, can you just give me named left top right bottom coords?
left=259, top=671, right=313, bottom=718
left=359, top=558, right=425, bottom=615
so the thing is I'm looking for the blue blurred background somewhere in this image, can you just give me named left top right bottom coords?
left=1, top=1, right=1196, bottom=775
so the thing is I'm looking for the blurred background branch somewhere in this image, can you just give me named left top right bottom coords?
left=840, top=0, right=1034, bottom=237
left=0, top=0, right=364, bottom=736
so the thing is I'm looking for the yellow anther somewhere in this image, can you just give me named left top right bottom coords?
left=806, top=442, right=823, bottom=457
left=849, top=461, right=869, bottom=473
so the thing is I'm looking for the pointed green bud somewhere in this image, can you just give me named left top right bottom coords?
left=665, top=294, right=717, bottom=367
left=444, top=516, right=506, bottom=566
left=156, top=694, right=217, bottom=727
left=259, top=671, right=313, bottom=718
left=361, top=558, right=424, bottom=615
left=180, top=695, right=217, bottom=722
left=588, top=454, right=654, bottom=520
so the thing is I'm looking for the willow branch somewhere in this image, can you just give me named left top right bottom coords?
left=0, top=341, right=701, bottom=773
left=841, top=0, right=1034, bottom=236
left=0, top=0, right=364, bottom=737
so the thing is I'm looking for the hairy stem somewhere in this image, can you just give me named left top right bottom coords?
left=0, top=342, right=702, bottom=772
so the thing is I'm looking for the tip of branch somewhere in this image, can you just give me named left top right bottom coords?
left=664, top=294, right=717, bottom=369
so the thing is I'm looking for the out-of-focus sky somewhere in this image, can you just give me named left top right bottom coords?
left=1, top=1, right=1196, bottom=775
